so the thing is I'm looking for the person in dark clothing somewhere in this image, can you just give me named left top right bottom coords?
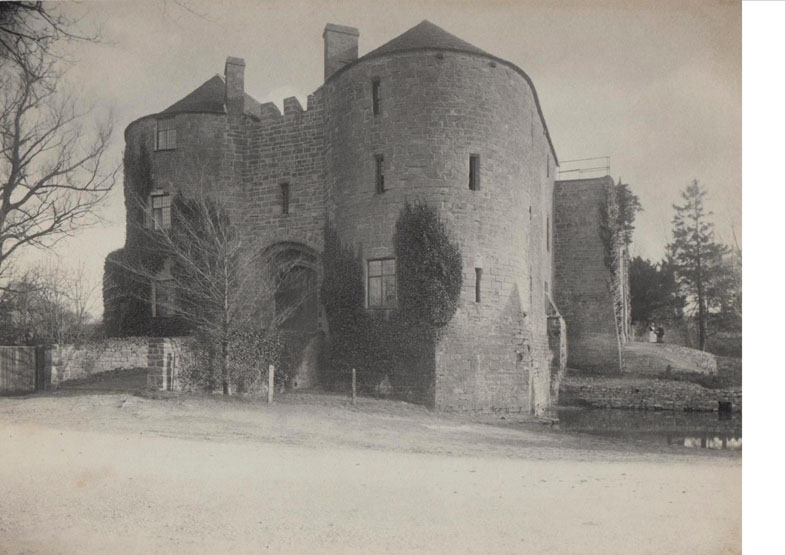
left=656, top=326, right=665, bottom=344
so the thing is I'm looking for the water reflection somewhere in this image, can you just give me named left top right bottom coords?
left=556, top=408, right=742, bottom=451
left=672, top=435, right=742, bottom=450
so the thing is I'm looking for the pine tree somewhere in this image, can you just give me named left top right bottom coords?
left=667, top=180, right=729, bottom=350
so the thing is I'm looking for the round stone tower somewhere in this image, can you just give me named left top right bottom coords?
left=322, top=21, right=558, bottom=411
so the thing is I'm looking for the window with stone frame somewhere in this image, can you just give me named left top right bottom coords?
left=146, top=192, right=172, bottom=230
left=155, top=118, right=177, bottom=151
left=151, top=277, right=176, bottom=317
left=367, top=258, right=396, bottom=308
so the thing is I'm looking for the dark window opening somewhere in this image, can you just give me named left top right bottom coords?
left=152, top=278, right=176, bottom=317
left=276, top=265, right=318, bottom=332
left=281, top=183, right=290, bottom=215
left=372, top=78, right=381, bottom=115
left=375, top=154, right=385, bottom=194
left=546, top=215, right=550, bottom=252
left=368, top=258, right=396, bottom=308
left=155, top=118, right=176, bottom=151
left=147, top=193, right=171, bottom=230
left=469, top=155, right=480, bottom=191
left=475, top=268, right=482, bottom=303
left=547, top=154, right=550, bottom=177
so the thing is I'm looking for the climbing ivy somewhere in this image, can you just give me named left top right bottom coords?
left=320, top=202, right=463, bottom=405
left=599, top=180, right=642, bottom=371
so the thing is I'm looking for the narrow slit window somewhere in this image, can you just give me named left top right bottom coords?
left=547, top=154, right=550, bottom=177
left=469, top=155, right=480, bottom=191
left=281, top=183, right=290, bottom=215
left=375, top=154, right=385, bottom=194
left=546, top=215, right=550, bottom=252
left=475, top=268, right=482, bottom=303
left=372, top=78, right=381, bottom=115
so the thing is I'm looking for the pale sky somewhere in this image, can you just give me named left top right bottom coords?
left=21, top=0, right=742, bottom=316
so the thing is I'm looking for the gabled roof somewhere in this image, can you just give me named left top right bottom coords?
left=160, top=74, right=261, bottom=117
left=364, top=20, right=488, bottom=58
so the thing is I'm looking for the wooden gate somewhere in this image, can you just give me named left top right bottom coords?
left=0, top=346, right=48, bottom=394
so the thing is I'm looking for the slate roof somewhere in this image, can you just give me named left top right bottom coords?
left=160, top=74, right=260, bottom=117
left=364, top=20, right=488, bottom=59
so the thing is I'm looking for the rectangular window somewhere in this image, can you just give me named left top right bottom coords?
left=152, top=278, right=176, bottom=317
left=469, top=155, right=480, bottom=191
left=155, top=118, right=176, bottom=151
left=281, top=183, right=290, bottom=215
left=149, top=193, right=172, bottom=230
left=475, top=268, right=482, bottom=303
left=547, top=154, right=550, bottom=177
left=372, top=78, right=381, bottom=115
left=375, top=154, right=385, bottom=194
left=368, top=258, right=396, bottom=308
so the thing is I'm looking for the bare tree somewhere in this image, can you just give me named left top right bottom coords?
left=0, top=3, right=116, bottom=280
left=113, top=184, right=311, bottom=394
left=0, top=258, right=99, bottom=345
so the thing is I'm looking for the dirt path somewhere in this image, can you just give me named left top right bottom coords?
left=0, top=392, right=741, bottom=554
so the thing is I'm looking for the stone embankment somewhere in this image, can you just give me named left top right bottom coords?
left=559, top=375, right=741, bottom=412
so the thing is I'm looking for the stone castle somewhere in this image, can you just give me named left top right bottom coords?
left=106, top=21, right=629, bottom=413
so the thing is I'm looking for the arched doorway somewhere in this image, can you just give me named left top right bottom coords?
left=264, top=243, right=321, bottom=389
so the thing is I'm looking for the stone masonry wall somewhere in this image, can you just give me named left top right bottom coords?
left=553, top=177, right=620, bottom=373
left=560, top=375, right=742, bottom=412
left=324, top=51, right=555, bottom=412
left=49, top=338, right=149, bottom=385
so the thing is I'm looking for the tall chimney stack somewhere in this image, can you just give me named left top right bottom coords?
left=323, top=24, right=359, bottom=81
left=224, top=56, right=245, bottom=114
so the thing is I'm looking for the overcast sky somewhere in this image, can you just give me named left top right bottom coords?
left=22, top=0, right=741, bottom=315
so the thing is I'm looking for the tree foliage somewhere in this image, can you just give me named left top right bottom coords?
left=321, top=203, right=462, bottom=405
left=629, top=255, right=685, bottom=324
left=109, top=185, right=306, bottom=394
left=0, top=260, right=98, bottom=345
left=599, top=179, right=642, bottom=370
left=393, top=202, right=463, bottom=336
left=667, top=180, right=731, bottom=351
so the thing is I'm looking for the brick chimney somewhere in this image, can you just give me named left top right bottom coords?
left=224, top=56, right=245, bottom=114
left=323, top=24, right=359, bottom=81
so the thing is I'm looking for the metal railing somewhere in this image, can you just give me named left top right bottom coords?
left=557, top=156, right=610, bottom=180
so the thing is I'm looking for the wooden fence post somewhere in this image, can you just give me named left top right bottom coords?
left=351, top=368, right=356, bottom=405
left=267, top=364, right=275, bottom=404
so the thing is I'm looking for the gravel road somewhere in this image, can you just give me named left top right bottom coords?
left=0, top=392, right=741, bottom=554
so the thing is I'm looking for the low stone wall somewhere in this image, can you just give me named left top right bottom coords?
left=559, top=375, right=741, bottom=412
left=50, top=338, right=149, bottom=385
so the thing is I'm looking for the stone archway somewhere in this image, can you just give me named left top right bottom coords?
left=263, top=242, right=322, bottom=389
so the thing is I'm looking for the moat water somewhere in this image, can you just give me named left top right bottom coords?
left=555, top=408, right=742, bottom=451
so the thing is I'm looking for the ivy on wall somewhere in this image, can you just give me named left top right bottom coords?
left=102, top=144, right=187, bottom=337
left=320, top=202, right=463, bottom=406
left=599, top=180, right=642, bottom=371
